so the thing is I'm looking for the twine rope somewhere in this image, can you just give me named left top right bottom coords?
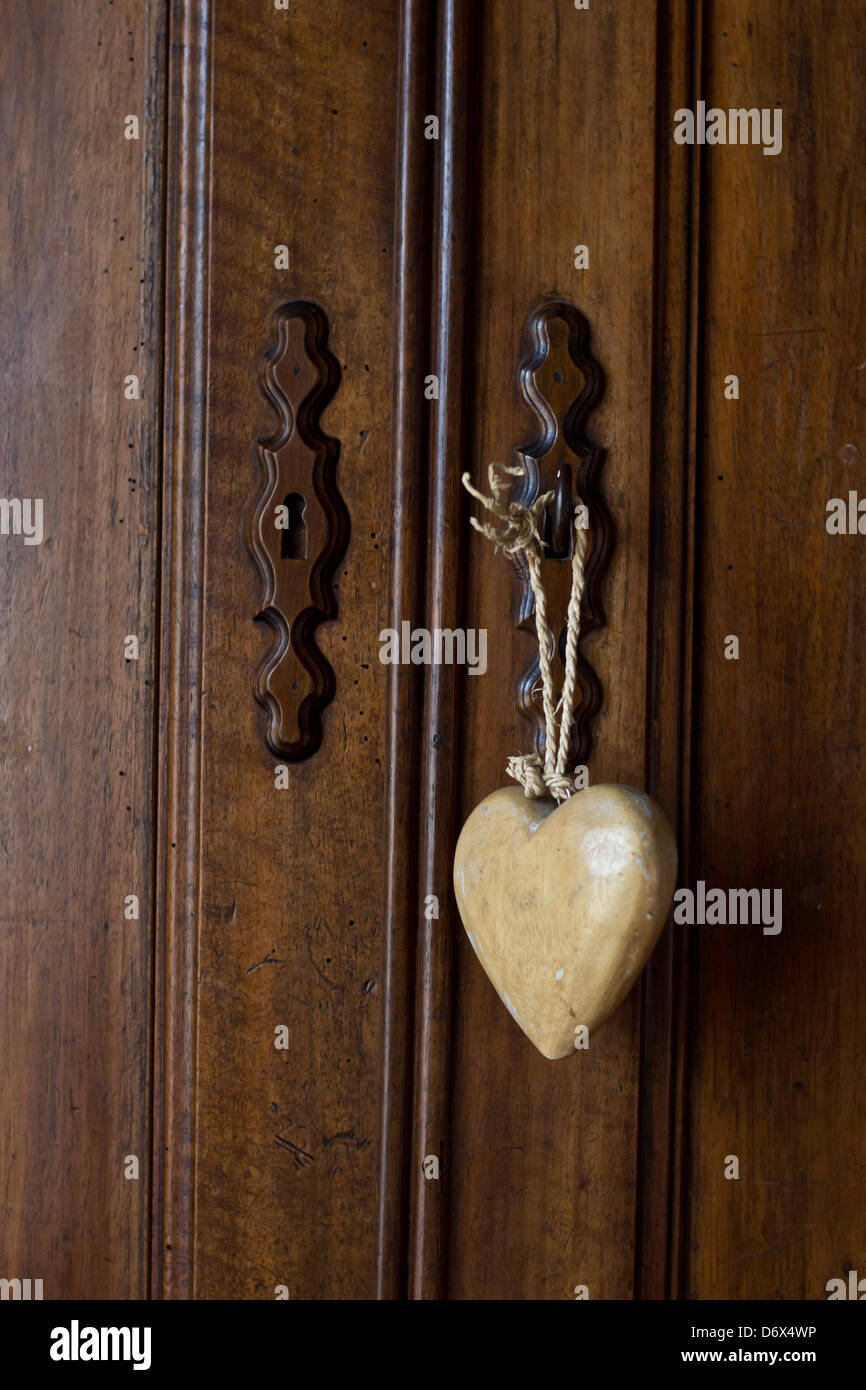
left=462, top=463, right=589, bottom=802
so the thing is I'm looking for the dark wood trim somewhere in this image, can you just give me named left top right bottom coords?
left=376, top=0, right=435, bottom=1301
left=151, top=0, right=213, bottom=1301
left=635, top=0, right=703, bottom=1301
left=406, top=0, right=474, bottom=1301
left=673, top=0, right=711, bottom=1302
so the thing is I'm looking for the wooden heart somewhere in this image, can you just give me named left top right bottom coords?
left=453, top=784, right=678, bottom=1058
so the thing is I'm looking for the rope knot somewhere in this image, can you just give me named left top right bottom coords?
left=498, top=504, right=544, bottom=556
left=461, top=464, right=551, bottom=559
left=506, top=754, right=578, bottom=801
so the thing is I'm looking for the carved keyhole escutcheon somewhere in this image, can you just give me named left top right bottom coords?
left=246, top=301, right=349, bottom=761
left=511, top=300, right=612, bottom=769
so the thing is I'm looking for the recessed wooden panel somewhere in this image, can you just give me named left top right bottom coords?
left=180, top=0, right=404, bottom=1300
left=448, top=0, right=662, bottom=1301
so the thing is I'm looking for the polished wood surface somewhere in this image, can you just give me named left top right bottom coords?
left=0, top=0, right=167, bottom=1298
left=1, top=0, right=862, bottom=1301
left=177, top=0, right=405, bottom=1300
left=684, top=0, right=866, bottom=1299
left=449, top=0, right=662, bottom=1301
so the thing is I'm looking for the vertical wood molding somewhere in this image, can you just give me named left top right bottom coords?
left=406, top=0, right=473, bottom=1301
left=151, top=0, right=212, bottom=1301
left=376, top=0, right=435, bottom=1300
left=635, top=0, right=703, bottom=1301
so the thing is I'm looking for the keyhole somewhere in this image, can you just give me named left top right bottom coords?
left=281, top=492, right=308, bottom=560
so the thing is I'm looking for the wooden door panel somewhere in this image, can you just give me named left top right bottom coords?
left=448, top=0, right=661, bottom=1301
left=153, top=0, right=866, bottom=1301
left=0, top=0, right=166, bottom=1299
left=684, top=0, right=866, bottom=1300
left=156, top=0, right=406, bottom=1301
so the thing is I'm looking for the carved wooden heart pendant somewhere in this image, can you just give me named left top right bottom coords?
left=453, top=784, right=678, bottom=1058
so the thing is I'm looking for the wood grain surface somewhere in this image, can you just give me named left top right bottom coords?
left=179, top=0, right=404, bottom=1300
left=449, top=0, right=661, bottom=1301
left=2, top=0, right=863, bottom=1302
left=0, top=0, right=167, bottom=1299
left=683, top=0, right=866, bottom=1299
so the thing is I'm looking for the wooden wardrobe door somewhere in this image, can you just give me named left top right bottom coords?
left=5, top=0, right=860, bottom=1306
left=148, top=0, right=865, bottom=1302
left=155, top=0, right=685, bottom=1301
